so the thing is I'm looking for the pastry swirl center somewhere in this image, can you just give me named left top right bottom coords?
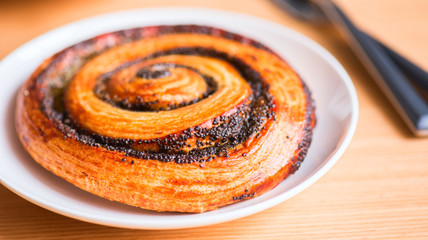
left=94, top=62, right=217, bottom=111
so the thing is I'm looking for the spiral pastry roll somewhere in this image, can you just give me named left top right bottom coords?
left=15, top=25, right=315, bottom=212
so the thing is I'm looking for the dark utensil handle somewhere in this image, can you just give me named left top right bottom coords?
left=371, top=33, right=428, bottom=92
left=320, top=1, right=428, bottom=134
left=272, top=0, right=428, bottom=92
left=353, top=29, right=428, bottom=92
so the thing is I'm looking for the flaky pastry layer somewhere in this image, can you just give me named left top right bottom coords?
left=15, top=25, right=315, bottom=212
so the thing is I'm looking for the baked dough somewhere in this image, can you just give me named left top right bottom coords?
left=15, top=25, right=315, bottom=212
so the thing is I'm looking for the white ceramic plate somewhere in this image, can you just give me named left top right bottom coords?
left=0, top=8, right=358, bottom=229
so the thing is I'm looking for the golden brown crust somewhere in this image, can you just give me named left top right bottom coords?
left=15, top=25, right=315, bottom=212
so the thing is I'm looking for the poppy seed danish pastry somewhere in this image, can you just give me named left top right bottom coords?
left=15, top=25, right=315, bottom=213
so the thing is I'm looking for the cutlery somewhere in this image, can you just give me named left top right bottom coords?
left=273, top=0, right=428, bottom=136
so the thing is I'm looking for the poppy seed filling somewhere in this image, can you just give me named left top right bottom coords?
left=32, top=26, right=279, bottom=164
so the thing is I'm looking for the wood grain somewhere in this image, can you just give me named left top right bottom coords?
left=1, top=0, right=428, bottom=239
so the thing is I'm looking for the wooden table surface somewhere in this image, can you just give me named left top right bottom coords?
left=1, top=0, right=427, bottom=239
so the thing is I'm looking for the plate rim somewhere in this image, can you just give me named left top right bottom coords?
left=0, top=7, right=359, bottom=229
